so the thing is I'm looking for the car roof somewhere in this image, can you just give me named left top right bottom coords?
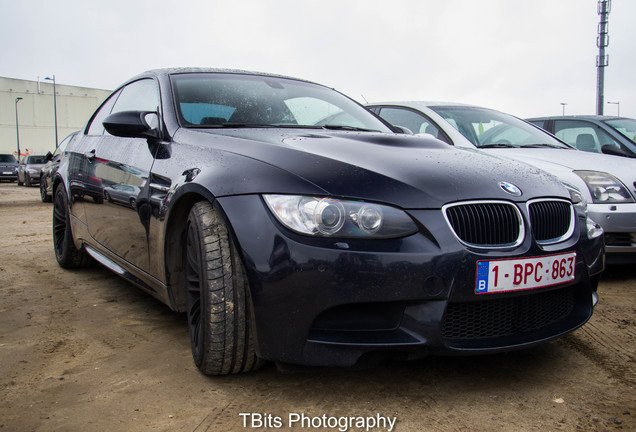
left=526, top=115, right=626, bottom=121
left=369, top=101, right=477, bottom=108
left=128, top=67, right=320, bottom=86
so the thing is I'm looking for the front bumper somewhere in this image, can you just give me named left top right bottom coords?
left=588, top=203, right=636, bottom=262
left=219, top=195, right=604, bottom=367
left=0, top=170, right=17, bottom=181
left=26, top=170, right=41, bottom=183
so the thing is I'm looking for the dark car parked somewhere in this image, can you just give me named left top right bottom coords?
left=527, top=115, right=636, bottom=158
left=40, top=132, right=78, bottom=202
left=17, top=154, right=47, bottom=186
left=53, top=68, right=604, bottom=375
left=0, top=154, right=19, bottom=182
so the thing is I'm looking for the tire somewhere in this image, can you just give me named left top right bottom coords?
left=184, top=201, right=263, bottom=375
left=53, top=186, right=93, bottom=268
left=17, top=176, right=23, bottom=186
left=25, top=175, right=32, bottom=187
left=40, top=179, right=51, bottom=202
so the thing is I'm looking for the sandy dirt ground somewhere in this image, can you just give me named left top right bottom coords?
left=0, top=182, right=634, bottom=432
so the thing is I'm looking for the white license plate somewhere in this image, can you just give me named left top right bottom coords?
left=475, top=252, right=576, bottom=294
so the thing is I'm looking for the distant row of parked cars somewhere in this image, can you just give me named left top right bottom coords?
left=7, top=68, right=636, bottom=375
left=0, top=131, right=76, bottom=203
left=0, top=153, right=48, bottom=186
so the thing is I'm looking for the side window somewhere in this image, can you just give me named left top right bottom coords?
left=378, top=107, right=449, bottom=143
left=554, top=120, right=620, bottom=153
left=111, top=79, right=159, bottom=114
left=86, top=90, right=119, bottom=136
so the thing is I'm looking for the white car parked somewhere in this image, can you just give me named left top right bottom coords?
left=368, top=102, right=636, bottom=264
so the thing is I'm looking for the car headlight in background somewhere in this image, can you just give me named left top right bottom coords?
left=263, top=195, right=418, bottom=238
left=575, top=171, right=635, bottom=204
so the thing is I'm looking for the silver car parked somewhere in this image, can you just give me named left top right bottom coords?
left=17, top=154, right=47, bottom=187
left=368, top=102, right=636, bottom=264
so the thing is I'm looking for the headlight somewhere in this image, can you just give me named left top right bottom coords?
left=27, top=168, right=39, bottom=174
left=574, top=171, right=635, bottom=204
left=263, top=195, right=418, bottom=238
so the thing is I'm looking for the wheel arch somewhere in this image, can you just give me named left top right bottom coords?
left=164, top=188, right=248, bottom=313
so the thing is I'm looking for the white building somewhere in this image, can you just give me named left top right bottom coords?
left=1, top=76, right=111, bottom=157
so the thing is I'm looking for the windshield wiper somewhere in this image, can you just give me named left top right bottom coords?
left=519, top=144, right=568, bottom=149
left=478, top=143, right=517, bottom=148
left=194, top=123, right=276, bottom=129
left=321, top=124, right=380, bottom=132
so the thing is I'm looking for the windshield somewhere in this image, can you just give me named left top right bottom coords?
left=0, top=154, right=18, bottom=163
left=430, top=106, right=571, bottom=149
left=605, top=119, right=636, bottom=144
left=171, top=73, right=391, bottom=132
left=26, top=156, right=47, bottom=164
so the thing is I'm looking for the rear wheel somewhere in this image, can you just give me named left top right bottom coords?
left=184, top=201, right=262, bottom=375
left=53, top=187, right=92, bottom=268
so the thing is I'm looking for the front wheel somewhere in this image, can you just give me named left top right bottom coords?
left=184, top=201, right=263, bottom=375
left=40, top=179, right=51, bottom=202
left=53, top=187, right=92, bottom=268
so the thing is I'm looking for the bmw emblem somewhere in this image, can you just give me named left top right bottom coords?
left=499, top=181, right=522, bottom=196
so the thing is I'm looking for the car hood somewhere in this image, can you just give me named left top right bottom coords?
left=25, top=163, right=46, bottom=169
left=481, top=148, right=636, bottom=192
left=179, top=128, right=569, bottom=208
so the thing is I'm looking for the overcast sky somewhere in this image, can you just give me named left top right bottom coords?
left=1, top=0, right=634, bottom=118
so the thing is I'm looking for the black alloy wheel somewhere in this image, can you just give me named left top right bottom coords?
left=40, top=179, right=51, bottom=202
left=53, top=187, right=92, bottom=268
left=184, top=201, right=262, bottom=375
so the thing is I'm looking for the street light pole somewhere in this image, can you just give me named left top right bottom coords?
left=15, top=97, right=23, bottom=162
left=607, top=101, right=620, bottom=116
left=560, top=103, right=568, bottom=116
left=44, top=75, right=58, bottom=148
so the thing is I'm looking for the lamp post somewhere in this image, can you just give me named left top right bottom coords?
left=560, top=103, right=568, bottom=116
left=15, top=97, right=23, bottom=162
left=44, top=75, right=58, bottom=148
left=607, top=101, right=620, bottom=116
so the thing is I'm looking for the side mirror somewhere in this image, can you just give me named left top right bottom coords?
left=601, top=144, right=630, bottom=158
left=103, top=111, right=160, bottom=139
left=45, top=151, right=53, bottom=161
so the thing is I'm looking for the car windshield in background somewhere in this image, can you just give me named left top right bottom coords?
left=1, top=155, right=18, bottom=163
left=26, top=156, right=47, bottom=164
left=605, top=118, right=636, bottom=143
left=430, top=106, right=571, bottom=149
left=171, top=73, right=390, bottom=132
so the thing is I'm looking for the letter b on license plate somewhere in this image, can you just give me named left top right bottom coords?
left=475, top=252, right=576, bottom=294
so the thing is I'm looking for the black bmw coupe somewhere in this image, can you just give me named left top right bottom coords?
left=52, top=68, right=604, bottom=375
